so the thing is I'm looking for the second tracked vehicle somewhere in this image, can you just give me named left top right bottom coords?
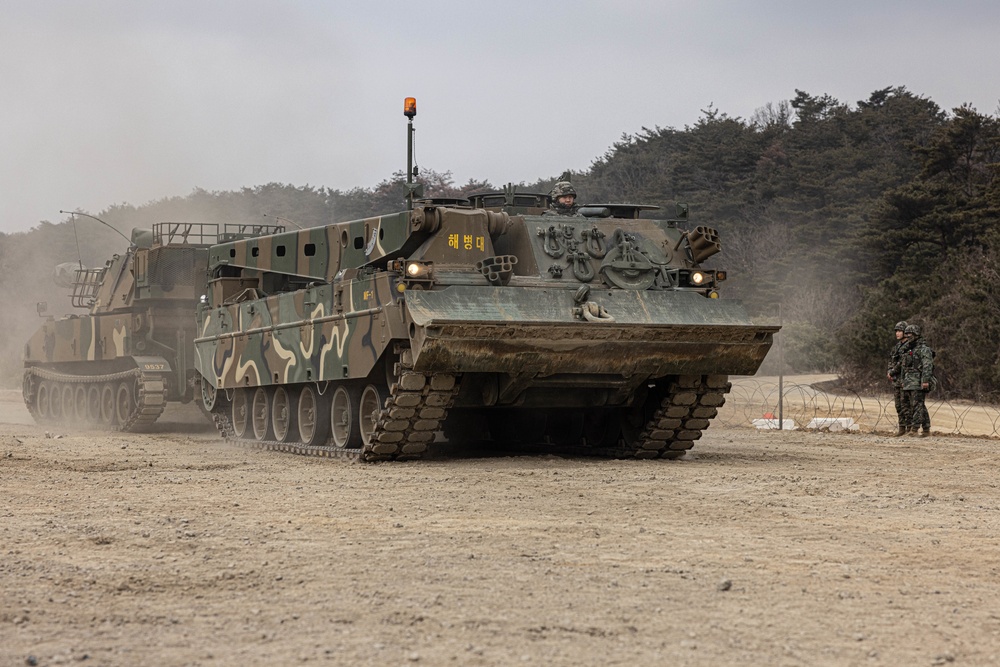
left=23, top=221, right=283, bottom=431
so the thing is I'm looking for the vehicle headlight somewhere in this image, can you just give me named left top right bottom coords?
left=403, top=262, right=431, bottom=280
left=691, top=271, right=705, bottom=285
left=396, top=260, right=433, bottom=283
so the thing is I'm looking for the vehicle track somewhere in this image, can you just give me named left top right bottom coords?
left=23, top=367, right=166, bottom=432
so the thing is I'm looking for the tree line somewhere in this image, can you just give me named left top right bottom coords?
left=2, top=86, right=998, bottom=398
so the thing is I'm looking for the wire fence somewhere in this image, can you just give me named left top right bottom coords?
left=716, top=376, right=1000, bottom=438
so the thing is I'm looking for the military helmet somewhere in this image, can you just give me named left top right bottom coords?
left=549, top=181, right=577, bottom=199
left=904, top=324, right=921, bottom=336
left=894, top=321, right=907, bottom=332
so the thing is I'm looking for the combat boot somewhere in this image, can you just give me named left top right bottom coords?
left=919, top=429, right=929, bottom=438
left=907, top=428, right=920, bottom=437
left=894, top=426, right=907, bottom=437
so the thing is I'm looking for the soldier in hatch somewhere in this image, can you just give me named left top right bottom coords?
left=546, top=181, right=580, bottom=216
left=886, top=320, right=910, bottom=436
left=900, top=324, right=934, bottom=436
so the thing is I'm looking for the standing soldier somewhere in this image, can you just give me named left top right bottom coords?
left=900, top=324, right=934, bottom=436
left=887, top=321, right=910, bottom=436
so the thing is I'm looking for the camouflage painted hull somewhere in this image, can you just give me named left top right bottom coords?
left=194, top=277, right=406, bottom=390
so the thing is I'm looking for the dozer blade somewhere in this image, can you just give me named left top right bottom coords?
left=404, top=286, right=778, bottom=377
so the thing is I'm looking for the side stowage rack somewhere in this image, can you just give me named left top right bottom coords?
left=70, top=267, right=106, bottom=308
left=153, top=222, right=285, bottom=247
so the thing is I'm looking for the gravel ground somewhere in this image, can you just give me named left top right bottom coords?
left=2, top=391, right=999, bottom=666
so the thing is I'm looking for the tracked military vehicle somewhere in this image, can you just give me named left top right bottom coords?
left=23, top=221, right=283, bottom=431
left=194, top=192, right=778, bottom=460
left=193, top=99, right=778, bottom=460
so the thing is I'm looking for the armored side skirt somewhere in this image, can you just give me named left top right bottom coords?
left=405, top=286, right=778, bottom=377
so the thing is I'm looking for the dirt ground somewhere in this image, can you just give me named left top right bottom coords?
left=3, top=388, right=999, bottom=667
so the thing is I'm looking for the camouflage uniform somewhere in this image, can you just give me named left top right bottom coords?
left=900, top=325, right=934, bottom=435
left=545, top=181, right=580, bottom=216
left=886, top=321, right=910, bottom=435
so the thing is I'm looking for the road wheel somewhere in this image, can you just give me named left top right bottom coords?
left=87, top=386, right=102, bottom=423
left=297, top=384, right=330, bottom=447
left=331, top=385, right=362, bottom=449
left=61, top=385, right=75, bottom=421
left=251, top=387, right=273, bottom=441
left=48, top=382, right=63, bottom=420
left=115, top=382, right=134, bottom=426
left=74, top=385, right=88, bottom=421
left=36, top=381, right=51, bottom=420
left=201, top=380, right=218, bottom=412
left=100, top=383, right=117, bottom=426
left=271, top=386, right=297, bottom=443
left=358, top=384, right=386, bottom=448
left=231, top=388, right=249, bottom=438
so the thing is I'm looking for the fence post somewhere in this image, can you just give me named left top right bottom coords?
left=778, top=303, right=784, bottom=430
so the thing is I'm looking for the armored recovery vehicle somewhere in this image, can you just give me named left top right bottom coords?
left=23, top=221, right=283, bottom=431
left=193, top=190, right=778, bottom=460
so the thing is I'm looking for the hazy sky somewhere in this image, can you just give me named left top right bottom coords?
left=2, top=0, right=998, bottom=234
